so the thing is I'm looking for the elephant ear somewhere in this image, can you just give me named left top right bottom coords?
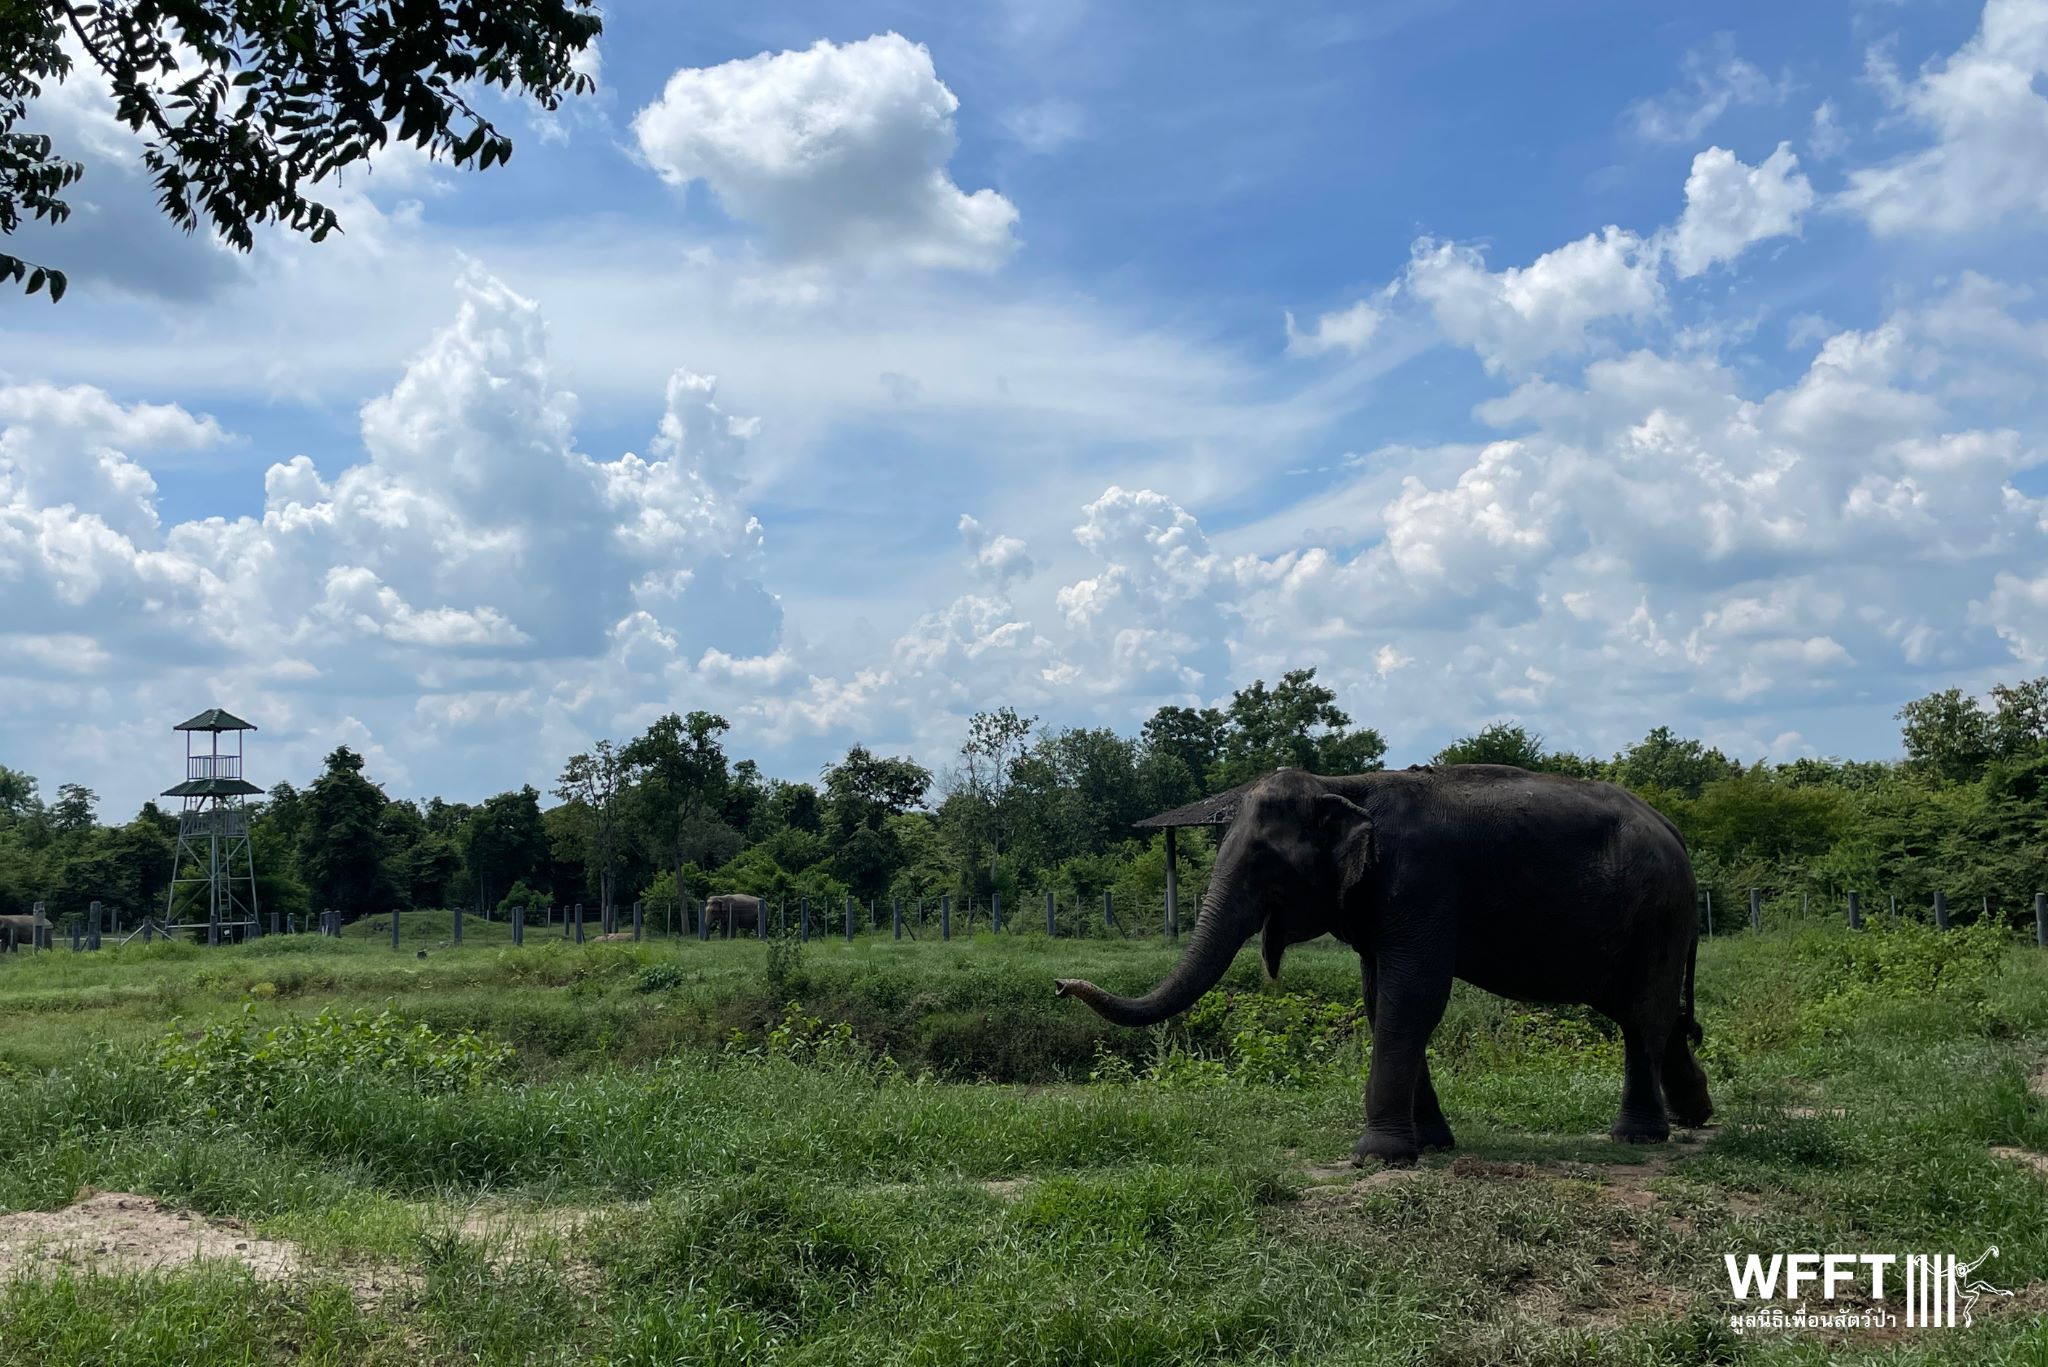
left=1260, top=791, right=1375, bottom=980
left=1323, top=791, right=1376, bottom=901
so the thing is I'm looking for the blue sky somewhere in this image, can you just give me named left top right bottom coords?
left=4, top=0, right=2047, bottom=813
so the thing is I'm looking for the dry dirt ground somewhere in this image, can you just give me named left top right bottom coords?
left=0, top=1191, right=306, bottom=1284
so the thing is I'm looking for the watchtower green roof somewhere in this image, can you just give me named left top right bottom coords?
left=173, top=707, right=256, bottom=732
left=162, top=777, right=263, bottom=798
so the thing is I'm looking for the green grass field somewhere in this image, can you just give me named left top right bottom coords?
left=3, top=916, right=2046, bottom=1365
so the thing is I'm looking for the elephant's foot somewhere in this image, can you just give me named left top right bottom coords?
left=1416, top=1118, right=1457, bottom=1152
left=1665, top=1096, right=1714, bottom=1129
left=1352, top=1128, right=1420, bottom=1168
left=1609, top=1114, right=1671, bottom=1144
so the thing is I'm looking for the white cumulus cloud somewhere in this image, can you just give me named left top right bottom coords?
left=1843, top=0, right=2048, bottom=235
left=632, top=33, right=1019, bottom=271
left=1664, top=143, right=1815, bottom=278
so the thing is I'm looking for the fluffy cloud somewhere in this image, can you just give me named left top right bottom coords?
left=1664, top=144, right=1814, bottom=278
left=632, top=33, right=1018, bottom=271
left=958, top=513, right=1034, bottom=587
left=1404, top=228, right=1662, bottom=375
left=1843, top=0, right=2048, bottom=235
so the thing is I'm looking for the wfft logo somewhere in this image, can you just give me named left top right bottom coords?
left=1725, top=1247, right=2010, bottom=1331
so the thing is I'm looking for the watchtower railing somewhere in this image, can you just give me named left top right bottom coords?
left=187, top=754, right=243, bottom=780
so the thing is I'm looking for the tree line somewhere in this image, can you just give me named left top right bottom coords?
left=2, top=669, right=2043, bottom=933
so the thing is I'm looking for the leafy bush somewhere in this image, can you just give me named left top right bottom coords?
left=1794, top=918, right=2009, bottom=1038
left=156, top=1004, right=513, bottom=1114
left=727, top=1001, right=896, bottom=1076
left=635, top=961, right=689, bottom=993
left=1184, top=990, right=1365, bottom=1087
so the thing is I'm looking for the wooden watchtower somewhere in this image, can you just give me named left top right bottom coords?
left=163, top=708, right=262, bottom=943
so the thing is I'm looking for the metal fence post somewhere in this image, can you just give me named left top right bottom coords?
left=844, top=895, right=855, bottom=943
left=1748, top=888, right=1761, bottom=935
left=88, top=900, right=102, bottom=951
left=1933, top=891, right=1949, bottom=931
left=513, top=905, right=525, bottom=946
left=892, top=896, right=902, bottom=940
left=800, top=896, right=811, bottom=943
left=1704, top=890, right=1713, bottom=937
left=1847, top=891, right=1862, bottom=931
left=270, top=910, right=279, bottom=937
left=992, top=892, right=1002, bottom=935
left=941, top=895, right=951, bottom=940
left=634, top=899, right=644, bottom=941
left=2035, top=892, right=2046, bottom=948
left=574, top=901, right=585, bottom=944
left=68, top=921, right=79, bottom=952
left=208, top=899, right=220, bottom=947
left=698, top=897, right=709, bottom=942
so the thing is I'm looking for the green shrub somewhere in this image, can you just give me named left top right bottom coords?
left=156, top=1004, right=513, bottom=1114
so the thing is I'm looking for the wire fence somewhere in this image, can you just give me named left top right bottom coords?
left=7, top=887, right=2047, bottom=956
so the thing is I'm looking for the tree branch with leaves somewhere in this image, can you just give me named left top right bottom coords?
left=0, top=0, right=600, bottom=299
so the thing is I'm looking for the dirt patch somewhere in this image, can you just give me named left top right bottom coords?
left=2030, top=1064, right=2048, bottom=1102
left=1992, top=1145, right=2048, bottom=1179
left=0, top=1191, right=404, bottom=1301
left=453, top=1203, right=607, bottom=1248
left=981, top=1178, right=1034, bottom=1200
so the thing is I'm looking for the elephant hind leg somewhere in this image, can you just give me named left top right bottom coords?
left=1661, top=1030, right=1713, bottom=1128
left=1611, top=1019, right=1672, bottom=1144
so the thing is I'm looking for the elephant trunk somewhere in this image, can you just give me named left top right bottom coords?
left=1055, top=847, right=1259, bottom=1027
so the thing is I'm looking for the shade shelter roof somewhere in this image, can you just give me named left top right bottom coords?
left=1132, top=774, right=1276, bottom=830
left=174, top=707, right=257, bottom=732
left=162, top=777, right=263, bottom=798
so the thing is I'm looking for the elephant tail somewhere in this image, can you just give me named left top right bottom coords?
left=1683, top=934, right=1701, bottom=1048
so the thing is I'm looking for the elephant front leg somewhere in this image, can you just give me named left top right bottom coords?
left=1362, top=956, right=1454, bottom=1154
left=1353, top=966, right=1451, bottom=1168
left=1413, top=1061, right=1455, bottom=1152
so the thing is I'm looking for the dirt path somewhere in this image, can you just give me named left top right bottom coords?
left=0, top=1191, right=408, bottom=1300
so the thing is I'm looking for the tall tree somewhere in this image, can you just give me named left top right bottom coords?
left=298, top=746, right=395, bottom=919
left=623, top=711, right=738, bottom=910
left=1213, top=669, right=1385, bottom=787
left=1, top=0, right=600, bottom=298
left=821, top=745, right=932, bottom=901
left=1141, top=706, right=1226, bottom=797
left=554, top=740, right=638, bottom=928
left=1896, top=688, right=1995, bottom=785
left=1990, top=677, right=2048, bottom=759
left=944, top=707, right=1035, bottom=891
left=457, top=786, right=550, bottom=912
left=1611, top=726, right=1738, bottom=799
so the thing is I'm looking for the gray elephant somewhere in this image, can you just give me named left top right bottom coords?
left=0, top=910, right=52, bottom=951
left=1056, top=766, right=1711, bottom=1166
left=702, top=893, right=764, bottom=937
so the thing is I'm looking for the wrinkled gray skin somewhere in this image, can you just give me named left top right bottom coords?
left=1056, top=767, right=1711, bottom=1166
left=703, top=893, right=763, bottom=936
